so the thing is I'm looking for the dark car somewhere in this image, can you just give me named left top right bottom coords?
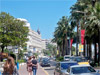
left=54, top=61, right=78, bottom=75
left=40, top=58, right=50, bottom=67
left=71, top=56, right=89, bottom=65
left=85, top=57, right=94, bottom=66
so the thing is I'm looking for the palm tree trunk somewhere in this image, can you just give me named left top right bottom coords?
left=86, top=39, right=89, bottom=57
left=62, top=40, right=65, bottom=56
left=94, top=38, right=97, bottom=64
left=98, top=29, right=100, bottom=66
left=65, top=34, right=68, bottom=55
left=1, top=45, right=4, bottom=53
left=89, top=43, right=92, bottom=58
left=76, top=21, right=79, bottom=56
left=83, top=39, right=86, bottom=57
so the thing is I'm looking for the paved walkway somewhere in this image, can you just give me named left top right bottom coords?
left=19, top=63, right=48, bottom=75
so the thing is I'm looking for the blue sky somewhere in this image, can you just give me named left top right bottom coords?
left=0, top=0, right=77, bottom=39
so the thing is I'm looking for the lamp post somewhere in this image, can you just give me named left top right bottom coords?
left=73, top=11, right=86, bottom=56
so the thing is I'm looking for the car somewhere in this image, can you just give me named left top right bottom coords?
left=85, top=57, right=95, bottom=66
left=54, top=61, right=78, bottom=75
left=40, top=58, right=50, bottom=67
left=71, top=56, right=89, bottom=65
left=66, top=65, right=100, bottom=75
left=64, top=55, right=71, bottom=61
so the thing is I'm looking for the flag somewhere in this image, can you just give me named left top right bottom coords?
left=81, top=30, right=85, bottom=45
left=70, top=39, right=73, bottom=48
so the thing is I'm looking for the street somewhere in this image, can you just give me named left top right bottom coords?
left=39, top=59, right=56, bottom=75
left=19, top=63, right=48, bottom=75
left=18, top=61, right=56, bottom=75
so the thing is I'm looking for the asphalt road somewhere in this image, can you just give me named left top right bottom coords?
left=41, top=60, right=56, bottom=75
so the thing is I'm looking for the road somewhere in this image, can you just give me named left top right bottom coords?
left=41, top=60, right=56, bottom=75
left=41, top=59, right=100, bottom=75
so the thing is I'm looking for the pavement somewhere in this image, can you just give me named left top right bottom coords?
left=19, top=63, right=48, bottom=75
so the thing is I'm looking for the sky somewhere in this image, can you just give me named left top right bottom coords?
left=0, top=0, right=77, bottom=39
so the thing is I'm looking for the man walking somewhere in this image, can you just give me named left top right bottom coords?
left=32, top=56, right=38, bottom=75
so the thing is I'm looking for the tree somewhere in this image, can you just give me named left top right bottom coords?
left=53, top=16, right=69, bottom=56
left=53, top=16, right=76, bottom=56
left=0, top=12, right=29, bottom=52
left=47, top=43, right=57, bottom=57
left=85, top=2, right=100, bottom=65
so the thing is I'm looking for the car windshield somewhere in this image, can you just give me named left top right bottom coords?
left=61, top=63, right=77, bottom=70
left=65, top=57, right=70, bottom=59
left=72, top=66, right=96, bottom=74
left=74, top=57, right=87, bottom=62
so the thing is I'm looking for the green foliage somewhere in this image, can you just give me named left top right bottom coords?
left=42, top=49, right=50, bottom=56
left=18, top=50, right=24, bottom=60
left=56, top=56, right=64, bottom=61
left=33, top=53, right=39, bottom=58
left=71, top=46, right=76, bottom=55
left=4, top=49, right=9, bottom=53
left=0, top=12, right=29, bottom=52
left=47, top=43, right=57, bottom=56
left=17, top=59, right=25, bottom=63
left=53, top=16, right=76, bottom=56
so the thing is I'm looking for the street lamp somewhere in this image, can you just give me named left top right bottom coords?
left=72, top=10, right=86, bottom=56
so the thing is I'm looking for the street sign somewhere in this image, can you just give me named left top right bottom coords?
left=14, top=48, right=18, bottom=53
left=57, top=50, right=59, bottom=55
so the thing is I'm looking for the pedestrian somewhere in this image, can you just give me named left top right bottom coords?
left=27, top=56, right=32, bottom=75
left=32, top=56, right=38, bottom=75
left=3, top=56, right=19, bottom=75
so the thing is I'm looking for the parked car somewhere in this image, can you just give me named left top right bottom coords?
left=85, top=57, right=94, bottom=66
left=40, top=58, right=50, bottom=67
left=71, top=56, right=89, bottom=65
left=64, top=55, right=71, bottom=61
left=54, top=61, right=78, bottom=75
left=66, top=65, right=100, bottom=75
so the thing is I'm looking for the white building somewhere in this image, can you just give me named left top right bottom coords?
left=18, top=18, right=44, bottom=54
left=42, top=39, right=57, bottom=50
left=27, top=29, right=42, bottom=53
left=17, top=18, right=56, bottom=56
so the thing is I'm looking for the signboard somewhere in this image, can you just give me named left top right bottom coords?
left=57, top=50, right=59, bottom=55
left=79, top=44, right=83, bottom=52
left=14, top=48, right=18, bottom=53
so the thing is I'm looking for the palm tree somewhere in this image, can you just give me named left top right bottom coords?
left=53, top=16, right=70, bottom=56
left=85, top=2, right=100, bottom=65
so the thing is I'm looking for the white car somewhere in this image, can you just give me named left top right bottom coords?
left=66, top=65, right=100, bottom=75
left=64, top=55, right=71, bottom=61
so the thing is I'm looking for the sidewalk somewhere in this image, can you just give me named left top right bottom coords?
left=19, top=63, right=48, bottom=75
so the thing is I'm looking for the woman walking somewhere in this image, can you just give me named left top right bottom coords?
left=3, top=56, right=19, bottom=75
left=27, top=56, right=32, bottom=75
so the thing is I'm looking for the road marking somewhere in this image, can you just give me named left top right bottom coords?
left=41, top=67, right=49, bottom=75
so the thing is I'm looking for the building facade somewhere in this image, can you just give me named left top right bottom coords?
left=18, top=18, right=44, bottom=54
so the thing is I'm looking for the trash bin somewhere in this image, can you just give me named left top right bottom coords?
left=17, top=62, right=19, bottom=70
